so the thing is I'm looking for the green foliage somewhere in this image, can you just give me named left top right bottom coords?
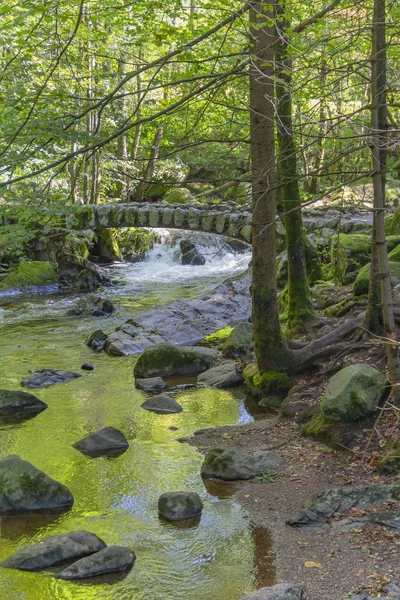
left=251, top=467, right=277, bottom=484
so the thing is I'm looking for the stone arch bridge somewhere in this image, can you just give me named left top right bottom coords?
left=68, top=201, right=252, bottom=243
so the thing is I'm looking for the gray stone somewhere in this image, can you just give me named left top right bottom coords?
left=73, top=426, right=129, bottom=457
left=85, top=329, right=108, bottom=351
left=0, top=455, right=74, bottom=514
left=81, top=362, right=95, bottom=371
left=180, top=239, right=205, bottom=266
left=141, top=394, right=183, bottom=414
left=158, top=491, right=203, bottom=521
left=1, top=531, right=106, bottom=571
left=0, top=389, right=47, bottom=417
left=201, top=447, right=284, bottom=481
left=135, top=377, right=166, bottom=392
left=55, top=546, right=136, bottom=580
left=105, top=331, right=143, bottom=357
left=221, top=322, right=254, bottom=358
left=21, top=369, right=82, bottom=388
left=321, top=364, right=387, bottom=421
left=134, top=343, right=219, bottom=378
left=240, top=584, right=303, bottom=600
left=197, top=361, right=243, bottom=388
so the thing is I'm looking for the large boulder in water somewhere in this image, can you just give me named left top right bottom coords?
left=221, top=322, right=254, bottom=358
left=197, top=361, right=243, bottom=389
left=141, top=394, right=183, bottom=414
left=73, top=426, right=129, bottom=457
left=321, top=364, right=387, bottom=422
left=55, top=545, right=136, bottom=580
left=21, top=369, right=82, bottom=389
left=158, top=492, right=203, bottom=522
left=180, top=239, right=205, bottom=266
left=240, top=584, right=304, bottom=600
left=0, top=389, right=47, bottom=418
left=1, top=531, right=106, bottom=571
left=0, top=261, right=57, bottom=291
left=201, top=447, right=283, bottom=481
left=134, top=343, right=219, bottom=378
left=0, top=455, right=74, bottom=514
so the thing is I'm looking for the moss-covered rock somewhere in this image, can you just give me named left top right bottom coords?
left=321, top=364, right=387, bottom=422
left=377, top=442, right=400, bottom=473
left=158, top=492, right=203, bottom=522
left=221, top=322, right=253, bottom=358
left=133, top=343, right=219, bottom=378
left=223, top=182, right=251, bottom=205
left=91, top=228, right=122, bottom=263
left=243, top=363, right=292, bottom=399
left=164, top=187, right=193, bottom=205
left=353, top=260, right=400, bottom=296
left=0, top=261, right=57, bottom=291
left=331, top=233, right=371, bottom=285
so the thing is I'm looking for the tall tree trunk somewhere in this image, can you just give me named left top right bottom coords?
left=370, top=0, right=399, bottom=386
left=276, top=5, right=314, bottom=331
left=135, top=125, right=164, bottom=201
left=250, top=1, right=291, bottom=374
left=115, top=57, right=128, bottom=200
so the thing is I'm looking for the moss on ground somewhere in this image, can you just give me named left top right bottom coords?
left=0, top=261, right=57, bottom=290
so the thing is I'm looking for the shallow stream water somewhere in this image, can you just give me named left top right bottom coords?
left=0, top=231, right=275, bottom=599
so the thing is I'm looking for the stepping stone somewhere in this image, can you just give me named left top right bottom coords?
left=1, top=530, right=106, bottom=571
left=201, top=447, right=283, bottom=481
left=197, top=361, right=243, bottom=388
left=0, top=389, right=47, bottom=418
left=135, top=377, right=166, bottom=392
left=55, top=546, right=136, bottom=580
left=141, top=394, right=183, bottom=414
left=21, top=369, right=82, bottom=388
left=158, top=492, right=203, bottom=522
left=73, top=426, right=129, bottom=457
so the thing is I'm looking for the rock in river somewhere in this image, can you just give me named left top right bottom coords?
left=73, top=426, right=129, bottom=457
left=197, top=361, right=243, bottom=389
left=201, top=447, right=283, bottom=481
left=134, top=343, right=219, bottom=378
left=240, top=584, right=304, bottom=600
left=0, top=455, right=74, bottom=514
left=158, top=492, right=203, bottom=522
left=0, top=389, right=47, bottom=418
left=2, top=530, right=106, bottom=571
left=221, top=322, right=254, bottom=358
left=141, top=394, right=183, bottom=415
left=135, top=377, right=166, bottom=392
left=21, top=369, right=82, bottom=389
left=55, top=545, right=136, bottom=580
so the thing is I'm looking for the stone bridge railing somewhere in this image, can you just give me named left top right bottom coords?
left=67, top=201, right=253, bottom=243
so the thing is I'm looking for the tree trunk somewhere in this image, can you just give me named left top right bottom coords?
left=276, top=5, right=314, bottom=331
left=135, top=125, right=164, bottom=201
left=250, top=1, right=291, bottom=374
left=370, top=0, right=399, bottom=386
left=115, top=58, right=128, bottom=200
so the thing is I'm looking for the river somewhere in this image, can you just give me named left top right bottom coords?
left=0, top=230, right=274, bottom=599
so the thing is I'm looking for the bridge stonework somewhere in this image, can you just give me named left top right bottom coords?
left=67, top=202, right=252, bottom=243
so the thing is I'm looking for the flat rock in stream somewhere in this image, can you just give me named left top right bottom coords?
left=287, top=484, right=400, bottom=527
left=73, top=426, right=129, bottom=457
left=201, top=447, right=284, bottom=481
left=0, top=455, right=74, bottom=514
left=135, top=377, right=166, bottom=391
left=54, top=545, right=136, bottom=580
left=1, top=530, right=106, bottom=571
left=141, top=394, right=183, bottom=414
left=134, top=343, right=219, bottom=378
left=197, top=361, right=243, bottom=388
left=0, top=389, right=48, bottom=418
left=240, top=584, right=304, bottom=600
left=21, top=369, right=82, bottom=388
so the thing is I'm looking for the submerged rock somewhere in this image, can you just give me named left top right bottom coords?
left=1, top=531, right=106, bottom=571
left=85, top=329, right=108, bottom=352
left=134, top=343, right=219, bottom=378
left=73, top=426, right=129, bottom=457
left=197, top=361, right=243, bottom=388
left=0, top=389, right=47, bottom=417
left=221, top=322, right=254, bottom=358
left=240, top=584, right=304, bottom=600
left=141, top=394, right=183, bottom=415
left=21, top=369, right=82, bottom=389
left=201, top=447, right=283, bottom=481
left=67, top=295, right=114, bottom=317
left=55, top=545, right=136, bottom=580
left=158, top=491, right=203, bottom=522
left=135, top=377, right=166, bottom=391
left=0, top=455, right=74, bottom=514
left=287, top=484, right=400, bottom=527
left=321, top=364, right=387, bottom=421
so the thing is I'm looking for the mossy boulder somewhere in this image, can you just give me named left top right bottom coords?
left=201, top=447, right=283, bottom=481
left=223, top=182, right=251, bottom=205
left=158, top=492, right=203, bottom=522
left=133, top=343, right=219, bottom=378
left=91, top=228, right=122, bottom=263
left=321, top=364, right=387, bottom=422
left=244, top=364, right=292, bottom=399
left=0, top=390, right=48, bottom=419
left=221, top=322, right=254, bottom=358
left=331, top=234, right=371, bottom=285
left=377, top=442, right=400, bottom=473
left=0, top=455, right=74, bottom=514
left=164, top=187, right=193, bottom=205
left=55, top=546, right=136, bottom=580
left=0, top=261, right=57, bottom=291
left=353, top=260, right=400, bottom=296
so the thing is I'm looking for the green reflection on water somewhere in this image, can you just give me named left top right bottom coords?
left=0, top=310, right=268, bottom=599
